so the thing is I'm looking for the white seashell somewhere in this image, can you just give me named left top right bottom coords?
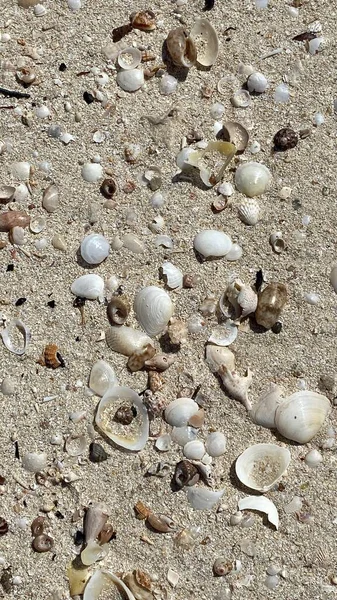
left=183, top=440, right=205, bottom=460
left=235, top=162, right=271, bottom=197
left=1, top=376, right=16, bottom=396
left=89, top=360, right=118, bottom=396
left=35, top=105, right=50, bottom=118
left=42, top=184, right=59, bottom=213
left=33, top=4, right=47, bottom=16
left=269, top=231, right=285, bottom=254
left=190, top=18, right=219, bottom=67
left=304, top=449, right=323, bottom=468
left=67, top=0, right=81, bottom=10
left=80, top=233, right=110, bottom=265
left=165, top=398, right=199, bottom=427
left=105, top=325, right=153, bottom=356
left=171, top=426, right=198, bottom=446
left=205, top=345, right=235, bottom=373
left=304, top=292, right=320, bottom=305
left=59, top=132, right=75, bottom=145
left=149, top=215, right=165, bottom=233
left=235, top=443, right=291, bottom=492
left=208, top=320, right=238, bottom=346
left=22, top=452, right=47, bottom=473
left=247, top=72, right=269, bottom=93
left=117, top=47, right=142, bottom=70
left=65, top=434, right=87, bottom=457
left=155, top=434, right=172, bottom=452
left=237, top=198, right=260, bottom=225
left=274, top=391, right=331, bottom=443
left=161, top=262, right=183, bottom=289
left=330, top=264, right=337, bottom=293
left=116, top=68, right=144, bottom=92
left=134, top=286, right=174, bottom=337
left=14, top=184, right=29, bottom=202
left=238, top=495, right=279, bottom=529
left=71, top=274, right=104, bottom=301
left=11, top=161, right=31, bottom=180
left=284, top=496, right=303, bottom=514
left=123, top=233, right=145, bottom=254
left=194, top=230, right=232, bottom=258
left=81, top=163, right=103, bottom=182
left=218, top=182, right=234, bottom=197
left=274, top=83, right=289, bottom=104
left=29, top=216, right=46, bottom=234
left=308, top=36, right=323, bottom=55
left=52, top=234, right=67, bottom=251
left=35, top=238, right=48, bottom=251
left=205, top=432, right=226, bottom=457
left=186, top=486, right=225, bottom=510
left=83, top=569, right=136, bottom=600
left=81, top=541, right=109, bottom=566
left=151, top=191, right=165, bottom=208
left=231, top=89, right=251, bottom=108
left=84, top=503, right=109, bottom=543
left=249, top=384, right=284, bottom=428
left=160, top=74, right=178, bottom=95
left=95, top=385, right=149, bottom=451
left=1, top=319, right=31, bottom=355
left=176, top=147, right=196, bottom=170
left=225, top=243, right=243, bottom=261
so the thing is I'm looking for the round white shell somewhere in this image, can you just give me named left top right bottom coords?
left=274, top=391, right=331, bottom=443
left=11, top=161, right=31, bottom=180
left=304, top=449, right=323, bottom=468
left=190, top=18, right=219, bottom=67
left=247, top=72, right=269, bottom=93
left=81, top=163, right=103, bottom=182
left=22, top=452, right=47, bottom=473
left=89, top=360, right=118, bottom=396
left=225, top=243, right=243, bottom=261
left=83, top=569, right=136, bottom=600
left=80, top=233, right=110, bottom=265
left=117, top=47, right=142, bottom=70
left=171, top=426, right=198, bottom=446
left=161, top=262, right=183, bottom=289
left=134, top=286, right=174, bottom=337
left=235, top=162, right=271, bottom=197
left=183, top=440, right=205, bottom=460
left=194, top=230, right=232, bottom=258
left=236, top=443, right=291, bottom=492
left=237, top=198, right=260, bottom=225
left=71, top=274, right=104, bottom=300
left=164, top=398, right=199, bottom=427
left=205, top=432, right=226, bottom=457
left=105, top=325, right=153, bottom=356
left=116, top=68, right=144, bottom=92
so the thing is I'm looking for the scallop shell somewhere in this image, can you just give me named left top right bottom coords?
left=166, top=27, right=197, bottom=68
left=235, top=443, right=291, bottom=492
left=106, top=325, right=153, bottom=356
left=71, top=274, right=104, bottom=301
left=186, top=486, right=225, bottom=510
left=80, top=233, right=110, bottom=265
left=238, top=496, right=279, bottom=529
left=205, top=345, right=235, bottom=373
left=194, top=230, right=232, bottom=258
left=164, top=398, right=199, bottom=427
left=83, top=569, right=136, bottom=600
left=0, top=211, right=30, bottom=232
left=235, top=162, right=272, bottom=197
left=42, top=184, right=59, bottom=213
left=117, top=47, right=142, bottom=70
left=237, top=198, right=260, bottom=225
left=274, top=391, right=331, bottom=443
left=134, top=286, right=173, bottom=337
left=190, top=18, right=219, bottom=67
left=161, top=262, right=183, bottom=289
left=89, top=360, right=118, bottom=396
left=95, top=385, right=149, bottom=451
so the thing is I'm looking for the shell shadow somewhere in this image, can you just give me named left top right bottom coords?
left=171, top=170, right=211, bottom=191
left=161, top=40, right=189, bottom=81
left=158, top=331, right=180, bottom=354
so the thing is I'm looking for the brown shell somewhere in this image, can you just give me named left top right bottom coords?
left=100, top=178, right=116, bottom=199
left=107, top=296, right=130, bottom=325
left=0, top=517, right=9, bottom=536
left=146, top=512, right=176, bottom=533
left=0, top=211, right=30, bottom=232
left=41, top=344, right=65, bottom=369
left=130, top=10, right=156, bottom=31
left=144, top=353, right=175, bottom=372
left=134, top=501, right=152, bottom=520
left=134, top=569, right=152, bottom=591
left=166, top=27, right=197, bottom=68
left=255, top=282, right=287, bottom=329
left=31, top=516, right=45, bottom=537
left=174, top=460, right=199, bottom=489
left=97, top=523, right=115, bottom=544
left=32, top=534, right=54, bottom=553
left=141, top=51, right=156, bottom=62
left=127, top=343, right=156, bottom=372
left=113, top=404, right=135, bottom=425
left=148, top=371, right=164, bottom=393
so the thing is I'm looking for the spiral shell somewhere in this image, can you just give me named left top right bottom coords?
left=166, top=27, right=197, bottom=68
left=0, top=211, right=30, bottom=232
left=107, top=296, right=130, bottom=325
left=32, top=534, right=54, bottom=553
left=134, top=286, right=174, bottom=337
left=130, top=9, right=156, bottom=31
left=174, top=460, right=199, bottom=489
left=42, top=184, right=59, bottom=213
left=237, top=198, right=260, bottom=225
left=42, top=343, right=65, bottom=369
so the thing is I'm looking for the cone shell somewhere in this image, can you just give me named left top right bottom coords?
left=274, top=391, right=331, bottom=443
left=84, top=503, right=109, bottom=543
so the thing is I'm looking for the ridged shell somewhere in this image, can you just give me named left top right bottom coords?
left=71, top=274, right=104, bottom=301
left=235, top=162, right=271, bottom=197
left=190, top=18, right=219, bottom=67
left=274, top=391, right=331, bottom=443
left=80, top=233, right=110, bottom=265
left=106, top=325, right=153, bottom=357
left=164, top=398, right=199, bottom=427
left=134, top=286, right=173, bottom=337
left=193, top=230, right=232, bottom=258
left=0, top=211, right=30, bottom=232
left=249, top=384, right=284, bottom=428
left=235, top=443, right=291, bottom=492
left=237, top=198, right=260, bottom=225
left=161, top=262, right=183, bottom=289
left=89, top=360, right=118, bottom=396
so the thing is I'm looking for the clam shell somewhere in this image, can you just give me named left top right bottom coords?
left=161, top=262, right=183, bottom=289
left=117, top=47, right=142, bottom=70
left=164, top=398, right=199, bottom=427
left=29, top=216, right=46, bottom=234
left=194, top=230, right=232, bottom=258
left=166, top=27, right=197, bottom=68
left=238, top=496, right=279, bottom=529
left=81, top=541, right=109, bottom=566
left=89, top=360, right=118, bottom=396
left=95, top=385, right=149, bottom=451
left=235, top=162, right=272, bottom=197
left=134, top=286, right=173, bottom=337
left=0, top=185, right=15, bottom=204
left=235, top=443, right=291, bottom=492
left=183, top=440, right=205, bottom=460
left=1, top=319, right=31, bottom=355
left=205, top=432, right=226, bottom=457
left=83, top=569, right=136, bottom=600
left=237, top=198, right=260, bottom=225
left=42, top=184, right=59, bottom=213
left=219, top=121, right=249, bottom=153
left=116, top=68, right=144, bottom=92
left=205, top=345, right=235, bottom=372
left=208, top=320, right=238, bottom=346
left=190, top=18, right=219, bottom=67
left=22, top=452, right=47, bottom=473
left=249, top=384, right=284, bottom=428
left=186, top=486, right=225, bottom=510
left=274, top=391, right=331, bottom=443
left=71, top=274, right=104, bottom=301
left=80, top=233, right=110, bottom=265
left=106, top=325, right=153, bottom=356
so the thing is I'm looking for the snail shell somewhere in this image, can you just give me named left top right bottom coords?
left=42, top=184, right=59, bottom=213
left=173, top=460, right=199, bottom=489
left=106, top=325, right=154, bottom=357
left=107, top=296, right=130, bottom=325
left=255, top=282, right=287, bottom=329
left=32, top=534, right=54, bottom=553
left=134, top=286, right=174, bottom=337
left=213, top=558, right=233, bottom=577
left=130, top=9, right=156, bottom=31
left=166, top=27, right=197, bottom=68
left=89, top=442, right=109, bottom=463
left=100, top=178, right=116, bottom=199
left=147, top=512, right=176, bottom=533
left=0, top=185, right=15, bottom=204
left=0, top=210, right=30, bottom=232
left=31, top=516, right=45, bottom=537
left=43, top=343, right=65, bottom=369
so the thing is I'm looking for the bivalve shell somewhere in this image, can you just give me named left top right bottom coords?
left=205, top=345, right=235, bottom=373
left=238, top=496, right=279, bottom=529
left=80, top=233, right=110, bottom=265
left=205, top=432, right=226, bottom=457
left=81, top=163, right=103, bottom=183
left=71, top=274, right=104, bottom=301
left=83, top=569, right=136, bottom=600
left=161, top=262, right=183, bottom=289
left=89, top=360, right=118, bottom=396
left=0, top=185, right=15, bottom=204
left=237, top=198, right=260, bottom=225
left=235, top=443, right=291, bottom=492
left=165, top=398, right=199, bottom=427
left=274, top=391, right=331, bottom=443
left=219, top=121, right=249, bottom=153
left=249, top=384, right=284, bottom=428
left=134, top=286, right=173, bottom=337
left=116, top=68, right=144, bottom=92
left=117, top=47, right=142, bottom=70
left=190, top=18, right=219, bottom=67
left=183, top=440, right=205, bottom=460
left=194, top=230, right=232, bottom=259
left=235, top=162, right=271, bottom=197
left=166, top=27, right=197, bottom=68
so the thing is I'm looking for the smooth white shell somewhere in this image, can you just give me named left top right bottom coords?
left=171, top=426, right=198, bottom=446
left=105, top=325, right=153, bottom=356
left=247, top=72, right=269, bottom=93
left=274, top=391, right=331, bottom=443
left=205, top=432, right=226, bottom=457
left=235, top=162, right=271, bottom=197
left=205, top=345, right=235, bottom=373
left=71, top=274, right=104, bottom=300
left=22, top=452, right=47, bottom=473
left=164, top=398, right=199, bottom=427
left=155, top=433, right=172, bottom=452
left=225, top=243, right=243, bottom=261
left=95, top=386, right=149, bottom=451
left=249, top=384, right=284, bottom=428
left=183, top=440, right=205, bottom=460
left=304, top=449, right=323, bottom=468
left=80, top=233, right=110, bottom=265
left=83, top=569, right=136, bottom=600
left=161, top=262, right=183, bottom=289
left=134, top=286, right=174, bottom=337
left=116, top=68, right=144, bottom=92
left=11, top=161, right=31, bottom=180
left=238, top=496, right=279, bottom=529
left=89, top=360, right=118, bottom=396
left=208, top=320, right=238, bottom=346
left=190, top=18, right=219, bottom=67
left=194, top=230, right=232, bottom=258
left=186, top=486, right=225, bottom=510
left=235, top=443, right=291, bottom=492
left=81, top=163, right=103, bottom=183
left=160, top=74, right=178, bottom=95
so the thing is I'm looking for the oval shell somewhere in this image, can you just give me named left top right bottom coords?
left=255, top=283, right=287, bottom=329
left=80, top=233, right=110, bottom=265
left=164, top=398, right=199, bottom=427
left=237, top=198, right=260, bottom=225
left=274, top=391, right=331, bottom=443
left=194, top=230, right=232, bottom=258
left=134, top=286, right=173, bottom=337
left=166, top=27, right=197, bottom=68
left=116, top=69, right=144, bottom=92
left=235, top=443, right=291, bottom=492
left=205, top=432, right=226, bottom=457
left=71, top=274, right=104, bottom=301
left=42, top=184, right=59, bottom=213
left=161, top=262, right=183, bottom=289
left=190, top=18, right=219, bottom=67
left=235, top=162, right=272, bottom=197
left=89, top=360, right=118, bottom=396
left=106, top=325, right=153, bottom=356
left=117, top=47, right=142, bottom=70
left=183, top=440, right=205, bottom=460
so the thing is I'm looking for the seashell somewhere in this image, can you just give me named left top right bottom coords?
left=123, top=569, right=152, bottom=600
left=81, top=163, right=103, bottom=183
left=134, top=501, right=151, bottom=520
left=0, top=211, right=30, bottom=232
left=130, top=9, right=156, bottom=31
left=249, top=384, right=284, bottom=428
left=147, top=512, right=176, bottom=533
left=89, top=360, right=118, bottom=397
left=238, top=496, right=279, bottom=529
left=154, top=234, right=173, bottom=248
left=95, top=386, right=149, bottom=451
left=255, top=282, right=287, bottom=329
left=89, top=442, right=109, bottom=463
left=127, top=344, right=156, bottom=372
left=235, top=162, right=272, bottom=197
left=167, top=318, right=188, bottom=345
left=304, top=449, right=323, bottom=468
left=284, top=496, right=303, bottom=514
left=205, top=432, right=226, bottom=457
left=208, top=320, right=238, bottom=346
left=116, top=68, right=144, bottom=92
left=41, top=343, right=65, bottom=369
left=71, top=274, right=104, bottom=301
left=165, top=398, right=199, bottom=427
left=237, top=198, right=260, bottom=225
left=134, top=286, right=173, bottom=337
left=144, top=353, right=175, bottom=372
left=117, top=47, right=142, bottom=70
left=1, top=376, right=16, bottom=396
left=235, top=443, right=291, bottom=492
left=13, top=183, right=29, bottom=202
left=9, top=226, right=26, bottom=246
left=0, top=185, right=15, bottom=204
left=218, top=366, right=253, bottom=411
left=274, top=390, right=330, bottom=443
left=194, top=230, right=232, bottom=259
left=11, top=161, right=31, bottom=180
left=1, top=319, right=31, bottom=355
left=29, top=216, right=46, bottom=234
left=186, top=141, right=236, bottom=187
left=174, top=460, right=199, bottom=489
left=80, top=233, right=110, bottom=265
left=52, top=233, right=67, bottom=251
left=183, top=440, right=205, bottom=461
left=147, top=371, right=164, bottom=393
left=161, top=262, right=183, bottom=289
left=68, top=563, right=90, bottom=596
left=149, top=215, right=165, bottom=234
left=107, top=296, right=130, bottom=325
left=65, top=434, right=86, bottom=457
left=22, top=452, right=47, bottom=473
left=190, top=18, right=219, bottom=67
left=231, top=89, right=251, bottom=108
left=273, top=127, right=298, bottom=151
left=269, top=231, right=285, bottom=253
left=81, top=540, right=109, bottom=566
left=31, top=516, right=45, bottom=537
left=84, top=502, right=109, bottom=543
left=42, top=184, right=59, bottom=213
left=122, top=233, right=145, bottom=254
left=100, top=178, right=116, bottom=199
left=83, top=569, right=137, bottom=600
left=218, top=121, right=249, bottom=153
left=205, top=345, right=235, bottom=373
left=113, top=404, right=136, bottom=425
left=155, top=434, right=172, bottom=452
left=186, top=486, right=225, bottom=510
left=171, top=426, right=198, bottom=446
left=330, top=264, right=337, bottom=293
left=0, top=518, right=9, bottom=536
left=225, top=242, right=243, bottom=261
left=32, top=534, right=53, bottom=553
left=213, top=558, right=234, bottom=577
left=159, top=73, right=178, bottom=95
left=166, top=27, right=197, bottom=68
left=106, top=325, right=153, bottom=356
left=247, top=72, right=269, bottom=93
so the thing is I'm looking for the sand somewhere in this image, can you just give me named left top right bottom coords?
left=0, top=0, right=337, bottom=598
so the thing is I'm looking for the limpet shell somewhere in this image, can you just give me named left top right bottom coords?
left=190, top=18, right=219, bottom=67
left=235, top=443, right=291, bottom=492
left=134, top=286, right=173, bottom=337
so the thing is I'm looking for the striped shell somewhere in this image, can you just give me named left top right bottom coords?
left=237, top=198, right=260, bottom=226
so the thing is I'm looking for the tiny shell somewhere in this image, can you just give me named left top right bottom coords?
left=304, top=449, right=323, bottom=468
left=81, top=540, right=109, bottom=566
left=71, top=274, right=104, bottom=301
left=161, top=262, right=183, bottom=289
left=165, top=398, right=199, bottom=427
left=0, top=211, right=30, bottom=232
left=174, top=460, right=199, bottom=488
left=171, top=426, right=198, bottom=446
left=42, top=343, right=65, bottom=369
left=11, top=161, right=31, bottom=180
left=186, top=486, right=225, bottom=510
left=144, top=353, right=175, bottom=372
left=237, top=198, right=260, bottom=225
left=89, top=442, right=109, bottom=463
left=123, top=233, right=145, bottom=254
left=29, top=216, right=46, bottom=234
left=238, top=496, right=279, bottom=529
left=269, top=231, right=285, bottom=253
left=155, top=434, right=172, bottom=452
left=52, top=234, right=67, bottom=251
left=80, top=233, right=110, bottom=265
left=134, top=286, right=174, bottom=337
left=9, top=226, right=26, bottom=246
left=81, top=163, right=103, bottom=183
left=194, top=230, right=232, bottom=258
left=117, top=47, right=142, bottom=70
left=218, top=366, right=253, bottom=411
left=205, top=432, right=226, bottom=457
left=100, top=178, right=116, bottom=199
left=225, top=243, right=243, bottom=261
left=190, top=18, right=219, bottom=67
left=107, top=296, right=130, bottom=325
left=32, top=534, right=53, bottom=553
left=42, top=184, right=59, bottom=213
left=65, top=434, right=86, bottom=457
left=231, top=89, right=251, bottom=108
left=235, top=443, right=290, bottom=492
left=1, top=319, right=31, bottom=355
left=235, top=162, right=271, bottom=197
left=247, top=72, right=269, bottom=93
left=116, top=69, right=145, bottom=92
left=130, top=9, right=156, bottom=31
left=83, top=569, right=136, bottom=600
left=0, top=185, right=15, bottom=204
left=147, top=512, right=175, bottom=533
left=149, top=216, right=165, bottom=234
left=22, top=452, right=47, bottom=473
left=106, top=325, right=153, bottom=356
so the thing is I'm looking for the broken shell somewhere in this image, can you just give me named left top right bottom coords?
left=166, top=27, right=197, bottom=68
left=218, top=366, right=253, bottom=411
left=134, top=286, right=174, bottom=337
left=22, top=452, right=47, bottom=473
left=117, top=47, right=142, bottom=70
left=52, top=234, right=67, bottom=251
left=89, top=360, right=118, bottom=397
left=144, top=353, right=175, bottom=372
left=68, top=563, right=90, bottom=596
left=116, top=68, right=145, bottom=92
left=71, top=274, right=104, bottom=301
left=161, top=262, right=183, bottom=289
left=95, top=385, right=149, bottom=451
left=255, top=282, right=287, bottom=329
left=100, top=178, right=116, bottom=199
left=0, top=185, right=15, bottom=204
left=29, top=216, right=46, bottom=234
left=0, top=211, right=30, bottom=232
left=208, top=320, right=238, bottom=346
left=127, top=344, right=156, bottom=372
left=1, top=319, right=31, bottom=355
left=269, top=231, right=285, bottom=253
left=32, top=534, right=54, bottom=553
left=80, top=233, right=110, bottom=265
left=249, top=384, right=284, bottom=428
left=135, top=500, right=151, bottom=520
left=107, top=296, right=130, bottom=325
left=65, top=434, right=87, bottom=457
left=81, top=540, right=109, bottom=566
left=274, top=391, right=331, bottom=443
left=106, top=325, right=154, bottom=356
left=84, top=502, right=109, bottom=543
left=167, top=318, right=188, bottom=345
left=165, top=398, right=199, bottom=427
left=43, top=343, right=65, bottom=369
left=183, top=440, right=205, bottom=460
left=186, top=486, right=225, bottom=510
left=235, top=443, right=291, bottom=492
left=235, top=162, right=271, bottom=197
left=147, top=512, right=176, bottom=533
left=219, top=122, right=249, bottom=153
left=149, top=215, right=165, bottom=234
left=190, top=18, right=219, bottom=67
left=174, top=460, right=200, bottom=489
left=194, top=230, right=232, bottom=258
left=205, top=345, right=235, bottom=373
left=237, top=198, right=260, bottom=225
left=123, top=570, right=152, bottom=600
left=238, top=496, right=279, bottom=529
left=231, top=89, right=251, bottom=108
left=83, top=569, right=136, bottom=600
left=187, top=141, right=236, bottom=187
left=42, top=184, right=59, bottom=213
left=205, top=432, right=226, bottom=457
left=130, top=9, right=156, bottom=31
